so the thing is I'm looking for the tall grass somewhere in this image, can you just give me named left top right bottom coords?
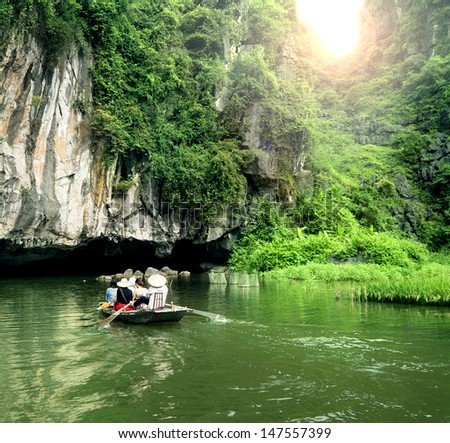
left=351, top=276, right=450, bottom=306
left=263, top=262, right=450, bottom=306
left=263, top=263, right=415, bottom=282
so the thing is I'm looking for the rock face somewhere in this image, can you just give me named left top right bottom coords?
left=0, top=33, right=238, bottom=267
left=3, top=1, right=443, bottom=269
left=0, top=34, right=107, bottom=260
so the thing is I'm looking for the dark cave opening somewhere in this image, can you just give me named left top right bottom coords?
left=0, top=237, right=230, bottom=277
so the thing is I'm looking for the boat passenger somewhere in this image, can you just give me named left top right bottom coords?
left=113, top=278, right=134, bottom=311
left=133, top=274, right=168, bottom=310
left=128, top=276, right=136, bottom=292
left=134, top=278, right=147, bottom=297
left=147, top=274, right=169, bottom=309
left=105, top=277, right=118, bottom=304
left=130, top=278, right=148, bottom=309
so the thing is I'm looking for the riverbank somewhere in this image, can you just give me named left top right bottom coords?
left=262, top=262, right=450, bottom=306
left=262, top=261, right=449, bottom=282
left=350, top=276, right=450, bottom=306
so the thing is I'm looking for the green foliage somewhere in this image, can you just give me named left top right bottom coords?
left=72, top=98, right=88, bottom=114
left=246, top=0, right=289, bottom=51
left=31, top=95, right=44, bottom=106
left=318, top=5, right=450, bottom=251
left=431, top=162, right=450, bottom=200
left=82, top=0, right=250, bottom=208
left=264, top=263, right=410, bottom=283
left=231, top=47, right=279, bottom=103
left=296, top=121, right=407, bottom=235
left=228, top=200, right=430, bottom=273
left=308, top=49, right=450, bottom=249
left=401, top=55, right=450, bottom=133
left=6, top=0, right=84, bottom=65
left=0, top=0, right=13, bottom=27
left=151, top=139, right=246, bottom=210
left=392, top=129, right=427, bottom=166
left=264, top=260, right=450, bottom=285
left=180, top=5, right=230, bottom=56
left=348, top=231, right=429, bottom=267
left=112, top=179, right=134, bottom=196
left=353, top=274, right=450, bottom=306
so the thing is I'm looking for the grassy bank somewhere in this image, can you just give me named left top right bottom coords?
left=263, top=262, right=410, bottom=282
left=262, top=262, right=450, bottom=306
left=262, top=262, right=449, bottom=282
left=351, top=276, right=450, bottom=306
left=229, top=203, right=449, bottom=306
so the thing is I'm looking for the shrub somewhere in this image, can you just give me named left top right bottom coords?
left=228, top=200, right=431, bottom=273
left=112, top=179, right=134, bottom=196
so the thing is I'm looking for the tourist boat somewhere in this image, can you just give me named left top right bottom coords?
left=99, top=305, right=188, bottom=325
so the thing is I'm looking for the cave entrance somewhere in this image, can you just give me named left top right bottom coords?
left=0, top=237, right=231, bottom=277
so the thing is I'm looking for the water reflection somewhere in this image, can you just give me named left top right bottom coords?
left=1, top=275, right=449, bottom=423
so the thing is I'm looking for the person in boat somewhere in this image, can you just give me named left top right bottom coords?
left=129, top=278, right=149, bottom=309
left=147, top=274, right=169, bottom=309
left=105, top=277, right=118, bottom=304
left=133, top=278, right=147, bottom=297
left=113, top=278, right=134, bottom=311
left=128, top=276, right=136, bottom=292
left=132, top=274, right=168, bottom=310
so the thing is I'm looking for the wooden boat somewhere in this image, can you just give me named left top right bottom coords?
left=100, top=306, right=188, bottom=325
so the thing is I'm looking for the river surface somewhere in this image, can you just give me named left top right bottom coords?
left=0, top=274, right=449, bottom=423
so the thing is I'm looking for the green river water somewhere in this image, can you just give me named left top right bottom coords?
left=0, top=274, right=449, bottom=423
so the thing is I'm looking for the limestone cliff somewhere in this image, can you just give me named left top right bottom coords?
left=2, top=0, right=447, bottom=270
left=1, top=34, right=103, bottom=263
left=0, top=2, right=296, bottom=270
left=0, top=33, right=233, bottom=268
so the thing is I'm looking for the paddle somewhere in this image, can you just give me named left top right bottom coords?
left=166, top=303, right=227, bottom=323
left=97, top=303, right=132, bottom=329
left=189, top=307, right=227, bottom=323
left=166, top=279, right=227, bottom=322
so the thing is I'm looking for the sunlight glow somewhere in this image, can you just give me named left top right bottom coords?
left=296, top=0, right=364, bottom=56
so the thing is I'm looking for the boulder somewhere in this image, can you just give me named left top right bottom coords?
left=144, top=267, right=162, bottom=278
left=123, top=268, right=134, bottom=278
left=160, top=266, right=178, bottom=276
left=179, top=271, right=191, bottom=277
left=395, top=174, right=413, bottom=199
left=133, top=270, right=144, bottom=279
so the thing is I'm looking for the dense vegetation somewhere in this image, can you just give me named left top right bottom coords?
left=3, top=0, right=449, bottom=285
left=228, top=202, right=430, bottom=272
left=85, top=0, right=250, bottom=212
left=2, top=0, right=254, bottom=213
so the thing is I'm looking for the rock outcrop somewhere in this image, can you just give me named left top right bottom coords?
left=3, top=0, right=445, bottom=269
left=0, top=33, right=235, bottom=267
left=0, top=33, right=107, bottom=261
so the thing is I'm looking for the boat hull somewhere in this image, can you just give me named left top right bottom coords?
left=100, top=307, right=188, bottom=324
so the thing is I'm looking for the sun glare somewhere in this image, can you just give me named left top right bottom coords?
left=296, top=0, right=364, bottom=56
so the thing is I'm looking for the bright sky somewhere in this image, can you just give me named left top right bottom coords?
left=296, top=0, right=364, bottom=56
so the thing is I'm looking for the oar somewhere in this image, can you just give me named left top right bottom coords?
left=97, top=303, right=132, bottom=329
left=166, top=303, right=227, bottom=323
left=166, top=280, right=227, bottom=322
left=190, top=307, right=227, bottom=323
